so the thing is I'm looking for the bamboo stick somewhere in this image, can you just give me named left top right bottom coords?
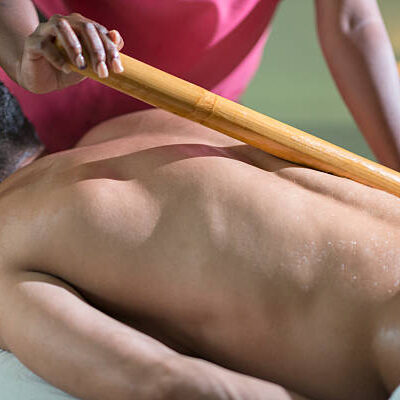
left=64, top=53, right=400, bottom=198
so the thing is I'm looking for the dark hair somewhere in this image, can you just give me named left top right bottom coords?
left=0, top=82, right=44, bottom=182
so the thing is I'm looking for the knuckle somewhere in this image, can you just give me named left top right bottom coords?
left=92, top=48, right=105, bottom=59
left=82, top=21, right=95, bottom=31
left=71, top=42, right=82, bottom=52
left=96, top=25, right=108, bottom=35
left=55, top=18, right=68, bottom=30
left=109, top=49, right=119, bottom=59
left=50, top=14, right=62, bottom=22
left=69, top=12, right=83, bottom=19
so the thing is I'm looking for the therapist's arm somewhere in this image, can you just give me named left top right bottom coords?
left=315, top=0, right=400, bottom=171
left=0, top=0, right=39, bottom=80
left=0, top=0, right=124, bottom=93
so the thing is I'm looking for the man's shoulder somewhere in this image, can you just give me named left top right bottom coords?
left=0, top=154, right=76, bottom=267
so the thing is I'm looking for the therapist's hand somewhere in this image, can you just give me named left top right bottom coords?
left=16, top=13, right=125, bottom=94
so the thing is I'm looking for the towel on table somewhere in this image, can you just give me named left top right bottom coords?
left=0, top=349, right=78, bottom=400
left=391, top=386, right=400, bottom=400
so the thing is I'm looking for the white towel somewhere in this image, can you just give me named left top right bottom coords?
left=0, top=349, right=78, bottom=399
left=390, top=385, right=400, bottom=400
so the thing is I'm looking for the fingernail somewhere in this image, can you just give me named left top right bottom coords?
left=97, top=61, right=108, bottom=78
left=75, top=54, right=86, bottom=69
left=62, top=64, right=71, bottom=74
left=114, top=31, right=121, bottom=43
left=110, top=30, right=120, bottom=41
left=112, top=57, right=124, bottom=73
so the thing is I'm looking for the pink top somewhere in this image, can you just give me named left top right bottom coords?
left=0, top=0, right=281, bottom=152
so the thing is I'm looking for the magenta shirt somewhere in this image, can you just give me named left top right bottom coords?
left=0, top=0, right=281, bottom=152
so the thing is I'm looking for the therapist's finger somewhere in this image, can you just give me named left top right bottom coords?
left=95, top=25, right=123, bottom=74
left=51, top=17, right=86, bottom=69
left=77, top=21, right=108, bottom=78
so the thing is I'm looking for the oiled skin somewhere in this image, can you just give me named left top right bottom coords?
left=1, top=109, right=400, bottom=400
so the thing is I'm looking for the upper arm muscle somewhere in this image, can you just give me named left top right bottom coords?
left=0, top=270, right=177, bottom=400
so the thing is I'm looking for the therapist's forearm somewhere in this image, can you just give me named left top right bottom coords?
left=0, top=0, right=39, bottom=81
left=318, top=18, right=400, bottom=171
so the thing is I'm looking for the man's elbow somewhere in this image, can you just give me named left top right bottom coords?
left=123, top=354, right=200, bottom=400
left=146, top=355, right=228, bottom=400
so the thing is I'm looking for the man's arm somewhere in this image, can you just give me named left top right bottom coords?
left=0, top=270, right=180, bottom=400
left=169, top=355, right=312, bottom=400
left=0, top=269, right=311, bottom=400
left=315, top=0, right=400, bottom=171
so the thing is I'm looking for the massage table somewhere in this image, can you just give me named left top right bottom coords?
left=1, top=348, right=400, bottom=399
left=0, top=349, right=78, bottom=399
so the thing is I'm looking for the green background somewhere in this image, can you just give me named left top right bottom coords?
left=241, top=0, right=400, bottom=161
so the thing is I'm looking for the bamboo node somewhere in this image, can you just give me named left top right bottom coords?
left=188, top=91, right=218, bottom=123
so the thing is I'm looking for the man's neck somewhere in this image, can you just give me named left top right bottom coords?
left=19, top=145, right=48, bottom=168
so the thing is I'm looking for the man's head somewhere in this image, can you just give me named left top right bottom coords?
left=0, top=82, right=44, bottom=182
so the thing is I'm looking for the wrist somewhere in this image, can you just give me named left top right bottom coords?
left=0, top=41, right=25, bottom=84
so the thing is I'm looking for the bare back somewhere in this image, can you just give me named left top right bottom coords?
left=1, top=109, right=400, bottom=400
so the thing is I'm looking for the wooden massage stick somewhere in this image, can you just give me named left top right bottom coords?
left=63, top=49, right=400, bottom=199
